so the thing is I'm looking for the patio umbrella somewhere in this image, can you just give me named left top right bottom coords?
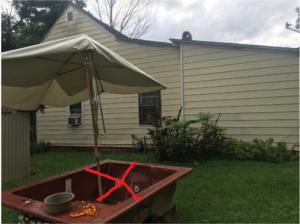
left=2, top=34, right=166, bottom=110
left=1, top=34, right=166, bottom=202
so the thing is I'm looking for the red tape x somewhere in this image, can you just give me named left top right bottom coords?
left=86, top=161, right=143, bottom=202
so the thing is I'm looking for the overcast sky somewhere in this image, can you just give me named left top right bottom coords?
left=141, top=0, right=299, bottom=48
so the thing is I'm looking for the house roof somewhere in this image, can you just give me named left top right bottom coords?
left=44, top=3, right=299, bottom=53
left=70, top=3, right=176, bottom=47
left=170, top=38, right=299, bottom=54
left=69, top=3, right=128, bottom=39
left=70, top=3, right=175, bottom=48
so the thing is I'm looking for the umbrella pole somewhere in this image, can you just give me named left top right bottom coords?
left=85, top=51, right=103, bottom=203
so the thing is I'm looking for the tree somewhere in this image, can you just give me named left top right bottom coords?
left=296, top=7, right=299, bottom=31
left=1, top=0, right=17, bottom=51
left=12, top=0, right=87, bottom=48
left=88, top=0, right=160, bottom=39
left=1, top=14, right=17, bottom=52
left=1, top=0, right=87, bottom=51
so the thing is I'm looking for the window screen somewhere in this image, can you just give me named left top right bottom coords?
left=67, top=11, right=73, bottom=22
left=69, top=103, right=82, bottom=115
left=138, top=91, right=161, bottom=125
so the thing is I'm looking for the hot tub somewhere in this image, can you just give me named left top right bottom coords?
left=2, top=160, right=193, bottom=223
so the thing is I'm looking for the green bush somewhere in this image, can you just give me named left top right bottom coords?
left=30, top=141, right=51, bottom=155
left=190, top=112, right=227, bottom=160
left=147, top=107, right=183, bottom=162
left=147, top=108, right=298, bottom=164
left=158, top=118, right=199, bottom=162
left=148, top=108, right=226, bottom=162
left=219, top=138, right=299, bottom=163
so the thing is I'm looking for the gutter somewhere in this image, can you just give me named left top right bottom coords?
left=180, top=43, right=184, bottom=120
left=170, top=39, right=299, bottom=55
left=117, top=38, right=174, bottom=48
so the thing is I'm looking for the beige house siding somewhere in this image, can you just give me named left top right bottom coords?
left=37, top=4, right=181, bottom=147
left=2, top=107, right=30, bottom=184
left=37, top=4, right=298, bottom=150
left=182, top=43, right=299, bottom=149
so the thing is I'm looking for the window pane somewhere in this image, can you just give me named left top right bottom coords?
left=141, top=114, right=150, bottom=123
left=70, top=103, right=81, bottom=115
left=67, top=11, right=73, bottom=22
left=140, top=114, right=158, bottom=124
left=142, top=91, right=159, bottom=97
left=141, top=96, right=159, bottom=105
left=140, top=106, right=157, bottom=115
left=140, top=106, right=158, bottom=124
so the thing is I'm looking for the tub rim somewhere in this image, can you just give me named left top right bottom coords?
left=2, top=159, right=193, bottom=223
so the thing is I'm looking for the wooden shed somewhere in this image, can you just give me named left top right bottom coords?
left=1, top=107, right=30, bottom=185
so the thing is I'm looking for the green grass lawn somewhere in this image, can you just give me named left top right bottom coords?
left=2, top=152, right=299, bottom=223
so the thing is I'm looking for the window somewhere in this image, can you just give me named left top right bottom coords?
left=67, top=11, right=73, bottom=23
left=138, top=91, right=161, bottom=125
left=67, top=102, right=83, bottom=126
left=69, top=103, right=82, bottom=115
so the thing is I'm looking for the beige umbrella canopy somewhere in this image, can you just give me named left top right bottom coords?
left=2, top=34, right=166, bottom=202
left=2, top=34, right=166, bottom=111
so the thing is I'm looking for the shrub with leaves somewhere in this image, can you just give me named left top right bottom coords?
left=219, top=138, right=298, bottom=163
left=158, top=119, right=199, bottom=162
left=191, top=112, right=226, bottom=160
left=147, top=108, right=226, bottom=162
left=147, top=107, right=183, bottom=161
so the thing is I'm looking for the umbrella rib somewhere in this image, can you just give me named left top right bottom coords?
left=56, top=53, right=75, bottom=75
left=95, top=65, right=124, bottom=68
left=35, top=57, right=124, bottom=68
left=57, top=66, right=84, bottom=76
left=91, top=52, right=105, bottom=93
left=95, top=67, right=105, bottom=92
left=35, top=57, right=82, bottom=65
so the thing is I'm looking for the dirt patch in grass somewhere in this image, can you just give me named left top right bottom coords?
left=30, top=171, right=39, bottom=176
left=163, top=210, right=184, bottom=223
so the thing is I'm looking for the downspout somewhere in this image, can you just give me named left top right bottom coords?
left=180, top=43, right=184, bottom=120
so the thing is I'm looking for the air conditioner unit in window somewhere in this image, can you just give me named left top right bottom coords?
left=68, top=117, right=81, bottom=126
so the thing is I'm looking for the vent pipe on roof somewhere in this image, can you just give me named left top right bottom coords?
left=182, top=31, right=192, bottom=40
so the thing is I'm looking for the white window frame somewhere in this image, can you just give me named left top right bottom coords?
left=66, top=10, right=74, bottom=23
left=66, top=102, right=84, bottom=127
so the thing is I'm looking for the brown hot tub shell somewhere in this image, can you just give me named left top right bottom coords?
left=2, top=160, right=193, bottom=223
